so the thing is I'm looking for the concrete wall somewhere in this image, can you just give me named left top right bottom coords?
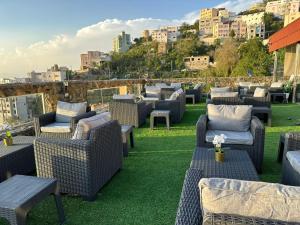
left=284, top=44, right=300, bottom=77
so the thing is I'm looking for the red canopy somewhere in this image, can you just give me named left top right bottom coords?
left=268, top=18, right=300, bottom=52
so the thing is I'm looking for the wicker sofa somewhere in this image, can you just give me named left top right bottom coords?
left=155, top=92, right=186, bottom=123
left=185, top=85, right=202, bottom=103
left=109, top=100, right=151, bottom=127
left=282, top=132, right=300, bottom=186
left=196, top=109, right=265, bottom=173
left=34, top=120, right=123, bottom=201
left=34, top=110, right=96, bottom=139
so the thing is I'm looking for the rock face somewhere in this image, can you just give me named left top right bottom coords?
left=0, top=77, right=284, bottom=111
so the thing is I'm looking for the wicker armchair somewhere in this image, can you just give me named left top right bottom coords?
left=206, top=97, right=241, bottom=105
left=196, top=115, right=265, bottom=173
left=109, top=101, right=151, bottom=127
left=185, top=86, right=202, bottom=103
left=155, top=93, right=186, bottom=123
left=34, top=111, right=96, bottom=139
left=282, top=133, right=300, bottom=186
left=34, top=120, right=123, bottom=201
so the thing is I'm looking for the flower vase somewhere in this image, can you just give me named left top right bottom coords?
left=215, top=147, right=224, bottom=162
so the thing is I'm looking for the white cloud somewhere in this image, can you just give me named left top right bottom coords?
left=0, top=13, right=198, bottom=77
left=215, top=0, right=262, bottom=13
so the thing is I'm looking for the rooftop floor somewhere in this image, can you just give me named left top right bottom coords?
left=1, top=103, right=300, bottom=225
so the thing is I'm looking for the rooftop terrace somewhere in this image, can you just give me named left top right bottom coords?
left=0, top=101, right=299, bottom=225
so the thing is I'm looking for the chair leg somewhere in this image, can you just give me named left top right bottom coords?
left=54, top=194, right=66, bottom=225
left=166, top=116, right=170, bottom=130
left=130, top=132, right=134, bottom=148
left=150, top=115, right=154, bottom=129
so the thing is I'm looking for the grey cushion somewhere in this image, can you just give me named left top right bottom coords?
left=287, top=150, right=300, bottom=175
left=41, top=122, right=71, bottom=133
left=210, top=87, right=230, bottom=93
left=206, top=130, right=253, bottom=145
left=270, top=81, right=284, bottom=88
left=199, top=178, right=300, bottom=223
left=72, top=112, right=111, bottom=140
left=207, top=104, right=252, bottom=132
left=210, top=92, right=238, bottom=99
left=113, top=94, right=135, bottom=100
left=56, top=101, right=87, bottom=123
left=253, top=88, right=267, bottom=97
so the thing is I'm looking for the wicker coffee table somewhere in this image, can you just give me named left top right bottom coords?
left=0, top=136, right=35, bottom=181
left=190, top=147, right=259, bottom=181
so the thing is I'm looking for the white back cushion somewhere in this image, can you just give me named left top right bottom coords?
left=56, top=101, right=87, bottom=123
left=145, top=86, right=161, bottom=98
left=72, top=112, right=111, bottom=140
left=194, top=83, right=202, bottom=90
left=271, top=82, right=284, bottom=88
left=199, top=178, right=300, bottom=223
left=170, top=83, right=182, bottom=90
left=239, top=82, right=251, bottom=88
left=210, top=87, right=230, bottom=93
left=211, top=92, right=238, bottom=99
left=207, top=104, right=252, bottom=132
left=155, top=83, right=168, bottom=88
left=253, top=88, right=267, bottom=97
left=167, top=92, right=179, bottom=101
left=287, top=151, right=300, bottom=175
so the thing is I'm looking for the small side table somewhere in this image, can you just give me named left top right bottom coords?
left=150, top=110, right=170, bottom=130
left=121, top=125, right=134, bottom=157
left=185, top=94, right=195, bottom=104
left=0, top=175, right=65, bottom=225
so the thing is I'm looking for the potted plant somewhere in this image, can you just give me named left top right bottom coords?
left=283, top=81, right=293, bottom=103
left=3, top=131, right=13, bottom=146
left=213, top=134, right=226, bottom=162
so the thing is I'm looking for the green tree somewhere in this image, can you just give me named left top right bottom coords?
left=264, top=13, right=284, bottom=38
left=215, top=38, right=239, bottom=76
left=232, top=38, right=272, bottom=76
left=229, top=30, right=236, bottom=38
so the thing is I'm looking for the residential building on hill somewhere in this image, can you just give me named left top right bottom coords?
left=184, top=56, right=210, bottom=71
left=266, top=0, right=300, bottom=16
left=80, top=51, right=112, bottom=70
left=28, top=64, right=67, bottom=82
left=113, top=31, right=132, bottom=53
left=151, top=26, right=180, bottom=43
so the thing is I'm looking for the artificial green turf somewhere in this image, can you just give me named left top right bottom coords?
left=1, top=103, right=300, bottom=225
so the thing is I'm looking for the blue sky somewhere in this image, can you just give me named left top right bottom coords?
left=0, top=0, right=259, bottom=76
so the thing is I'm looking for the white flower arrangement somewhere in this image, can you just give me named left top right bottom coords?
left=213, top=134, right=227, bottom=149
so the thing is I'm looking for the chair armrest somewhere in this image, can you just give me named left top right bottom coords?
left=250, top=116, right=265, bottom=172
left=196, top=115, right=208, bottom=147
left=283, top=132, right=300, bottom=158
left=33, top=112, right=56, bottom=137
left=70, top=111, right=96, bottom=131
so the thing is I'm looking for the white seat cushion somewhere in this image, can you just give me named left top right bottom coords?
left=72, top=112, right=111, bottom=140
left=41, top=122, right=71, bottom=133
left=145, top=86, right=161, bottom=98
left=207, top=104, right=252, bottom=132
left=287, top=150, right=300, bottom=175
left=56, top=101, right=87, bottom=123
left=211, top=92, right=238, bottom=99
left=170, top=83, right=182, bottom=90
left=206, top=130, right=253, bottom=145
left=155, top=83, right=168, bottom=88
left=199, top=178, right=300, bottom=223
left=253, top=88, right=267, bottom=97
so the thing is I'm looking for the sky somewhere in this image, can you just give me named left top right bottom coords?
left=0, top=0, right=260, bottom=77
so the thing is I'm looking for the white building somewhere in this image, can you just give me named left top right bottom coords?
left=266, top=0, right=300, bottom=16
left=113, top=31, right=132, bottom=53
left=241, top=12, right=265, bottom=26
left=151, top=26, right=181, bottom=43
left=80, top=51, right=112, bottom=70
left=28, top=64, right=67, bottom=82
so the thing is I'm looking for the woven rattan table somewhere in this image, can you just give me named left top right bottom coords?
left=190, top=147, right=259, bottom=180
left=0, top=136, right=35, bottom=182
left=0, top=175, right=65, bottom=225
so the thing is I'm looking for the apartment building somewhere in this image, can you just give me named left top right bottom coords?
left=247, top=23, right=266, bottom=39
left=213, top=22, right=230, bottom=38
left=241, top=12, right=265, bottom=26
left=151, top=26, right=180, bottom=43
left=157, top=42, right=168, bottom=54
left=142, top=30, right=150, bottom=40
left=231, top=19, right=248, bottom=38
left=200, top=8, right=219, bottom=20
left=184, top=56, right=210, bottom=71
left=266, top=0, right=300, bottom=16
left=80, top=51, right=112, bottom=70
left=28, top=64, right=67, bottom=82
left=113, top=31, right=131, bottom=53
left=284, top=12, right=300, bottom=25
left=0, top=95, right=44, bottom=124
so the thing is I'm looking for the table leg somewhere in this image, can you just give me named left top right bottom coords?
left=150, top=115, right=154, bottom=129
left=130, top=132, right=134, bottom=148
left=54, top=193, right=66, bottom=225
left=166, top=116, right=170, bottom=130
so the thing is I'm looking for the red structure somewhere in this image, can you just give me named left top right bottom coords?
left=269, top=18, right=300, bottom=52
